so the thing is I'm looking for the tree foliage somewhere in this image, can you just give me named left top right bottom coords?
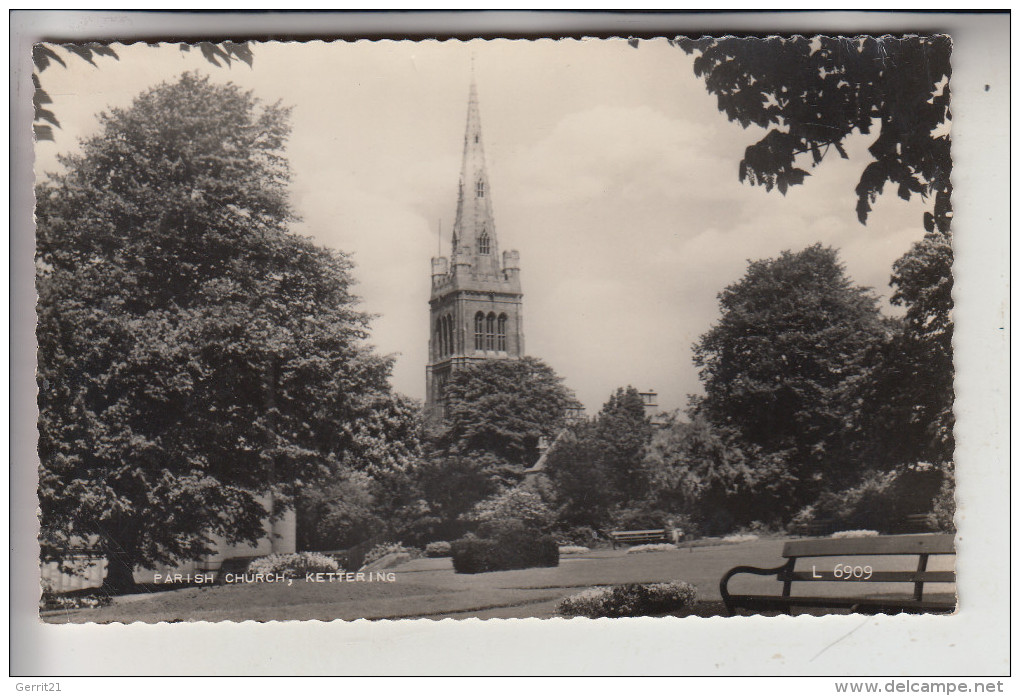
left=644, top=416, right=793, bottom=534
left=676, top=35, right=952, bottom=233
left=544, top=386, right=655, bottom=528
left=437, top=357, right=576, bottom=480
left=692, top=245, right=887, bottom=505
left=889, top=228, right=954, bottom=461
left=594, top=386, right=653, bottom=503
left=850, top=229, right=954, bottom=469
left=36, top=73, right=388, bottom=588
left=297, top=392, right=427, bottom=551
left=677, top=35, right=956, bottom=525
left=465, top=488, right=555, bottom=533
left=544, top=423, right=616, bottom=528
left=33, top=41, right=254, bottom=141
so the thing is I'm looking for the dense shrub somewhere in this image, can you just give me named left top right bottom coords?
left=247, top=552, right=340, bottom=578
left=424, top=541, right=452, bottom=558
left=928, top=467, right=956, bottom=532
left=609, top=507, right=673, bottom=531
left=362, top=542, right=420, bottom=568
left=625, top=543, right=677, bottom=554
left=554, top=526, right=601, bottom=547
left=466, top=488, right=555, bottom=532
left=451, top=523, right=559, bottom=574
left=793, top=464, right=946, bottom=533
left=297, top=470, right=386, bottom=551
left=557, top=581, right=698, bottom=618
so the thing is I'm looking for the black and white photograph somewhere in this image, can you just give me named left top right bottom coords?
left=12, top=10, right=1010, bottom=678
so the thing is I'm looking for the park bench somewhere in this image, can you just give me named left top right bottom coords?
left=720, top=533, right=956, bottom=616
left=609, top=529, right=668, bottom=549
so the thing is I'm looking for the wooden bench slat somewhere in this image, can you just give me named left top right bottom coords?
left=721, top=533, right=957, bottom=616
left=785, top=570, right=956, bottom=584
left=783, top=533, right=955, bottom=558
left=610, top=530, right=666, bottom=537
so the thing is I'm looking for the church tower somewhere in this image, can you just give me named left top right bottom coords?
left=426, top=78, right=524, bottom=417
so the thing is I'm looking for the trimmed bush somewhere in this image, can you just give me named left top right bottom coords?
left=451, top=523, right=559, bottom=574
left=625, top=543, right=677, bottom=554
left=450, top=534, right=498, bottom=574
left=247, top=552, right=340, bottom=578
left=557, top=581, right=698, bottom=618
left=721, top=534, right=759, bottom=544
left=424, top=541, right=452, bottom=558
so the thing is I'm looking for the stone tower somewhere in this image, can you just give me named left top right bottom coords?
left=426, top=78, right=524, bottom=417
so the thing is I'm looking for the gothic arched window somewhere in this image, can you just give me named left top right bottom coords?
left=485, top=312, right=496, bottom=351
left=497, top=314, right=507, bottom=351
left=478, top=231, right=490, bottom=255
left=476, top=179, right=485, bottom=198
left=435, top=320, right=443, bottom=358
left=474, top=312, right=485, bottom=351
left=444, top=314, right=454, bottom=356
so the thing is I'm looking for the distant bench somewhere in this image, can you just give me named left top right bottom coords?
left=609, top=529, right=668, bottom=549
left=720, top=533, right=956, bottom=616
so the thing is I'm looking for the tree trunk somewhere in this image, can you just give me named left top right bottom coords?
left=100, top=550, right=137, bottom=594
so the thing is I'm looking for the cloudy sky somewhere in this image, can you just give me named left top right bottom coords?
left=35, top=39, right=930, bottom=413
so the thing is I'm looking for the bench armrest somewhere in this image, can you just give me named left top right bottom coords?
left=719, top=563, right=792, bottom=616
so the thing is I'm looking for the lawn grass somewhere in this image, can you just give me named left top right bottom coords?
left=41, top=537, right=954, bottom=624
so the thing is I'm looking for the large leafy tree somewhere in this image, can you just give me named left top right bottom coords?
left=594, top=386, right=653, bottom=504
left=436, top=357, right=576, bottom=482
left=644, top=415, right=794, bottom=534
left=544, top=386, right=654, bottom=528
left=36, top=73, right=389, bottom=590
left=850, top=228, right=955, bottom=470
left=298, top=392, right=428, bottom=550
left=889, top=228, right=954, bottom=461
left=692, top=244, right=887, bottom=508
left=676, top=35, right=952, bottom=234
left=544, top=423, right=616, bottom=529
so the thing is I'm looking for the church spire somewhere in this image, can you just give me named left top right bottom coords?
left=451, top=76, right=501, bottom=277
left=426, top=74, right=524, bottom=418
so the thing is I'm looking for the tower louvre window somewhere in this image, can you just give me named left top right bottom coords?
left=478, top=231, right=490, bottom=255
left=474, top=312, right=485, bottom=351
left=445, top=314, right=454, bottom=356
left=485, top=312, right=496, bottom=350
left=476, top=179, right=485, bottom=198
left=497, top=314, right=507, bottom=351
left=474, top=134, right=479, bottom=143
